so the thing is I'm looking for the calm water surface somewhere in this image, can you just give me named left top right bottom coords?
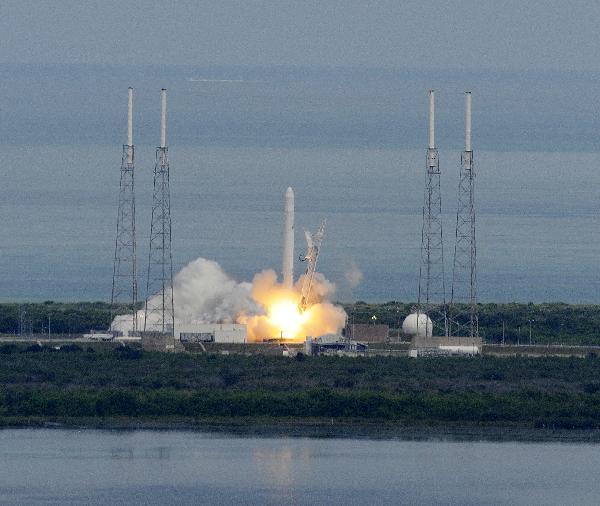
left=0, top=429, right=599, bottom=505
left=1, top=145, right=599, bottom=303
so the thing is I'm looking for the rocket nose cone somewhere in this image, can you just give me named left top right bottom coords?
left=286, top=186, right=294, bottom=196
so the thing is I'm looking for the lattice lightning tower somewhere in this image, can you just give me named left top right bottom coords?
left=111, top=87, right=138, bottom=334
left=143, top=89, right=175, bottom=338
left=449, top=92, right=478, bottom=337
left=417, top=90, right=447, bottom=337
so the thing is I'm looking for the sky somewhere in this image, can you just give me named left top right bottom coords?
left=1, top=1, right=600, bottom=150
left=2, top=1, right=599, bottom=72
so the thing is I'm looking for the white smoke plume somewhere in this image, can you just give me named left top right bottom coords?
left=345, top=260, right=364, bottom=289
left=111, top=256, right=346, bottom=342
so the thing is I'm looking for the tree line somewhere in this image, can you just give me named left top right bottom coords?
left=344, top=301, right=600, bottom=345
left=0, top=300, right=599, bottom=345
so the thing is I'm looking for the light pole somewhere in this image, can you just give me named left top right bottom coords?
left=528, top=319, right=534, bottom=345
left=19, top=310, right=26, bottom=337
left=559, top=322, right=564, bottom=346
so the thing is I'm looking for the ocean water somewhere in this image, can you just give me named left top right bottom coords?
left=0, top=144, right=599, bottom=303
left=0, top=429, right=599, bottom=505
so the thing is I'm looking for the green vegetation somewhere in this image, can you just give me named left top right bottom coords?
left=2, top=346, right=600, bottom=430
left=345, top=301, right=600, bottom=345
left=1, top=300, right=599, bottom=432
left=0, top=301, right=134, bottom=336
left=2, top=301, right=600, bottom=346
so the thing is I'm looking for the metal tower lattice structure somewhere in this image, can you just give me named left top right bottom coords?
left=417, top=90, right=447, bottom=337
left=111, top=87, right=138, bottom=334
left=299, top=219, right=326, bottom=312
left=144, top=89, right=175, bottom=337
left=449, top=92, right=478, bottom=338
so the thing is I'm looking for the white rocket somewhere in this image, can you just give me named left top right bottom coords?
left=282, top=186, right=295, bottom=288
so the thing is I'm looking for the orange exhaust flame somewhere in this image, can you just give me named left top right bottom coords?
left=238, top=269, right=346, bottom=342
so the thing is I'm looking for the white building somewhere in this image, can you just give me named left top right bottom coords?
left=177, top=323, right=247, bottom=344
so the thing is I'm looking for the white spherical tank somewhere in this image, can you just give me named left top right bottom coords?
left=402, top=313, right=433, bottom=338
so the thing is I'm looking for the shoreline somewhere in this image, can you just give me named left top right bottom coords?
left=3, top=416, right=600, bottom=443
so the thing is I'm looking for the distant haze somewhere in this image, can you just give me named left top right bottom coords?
left=1, top=63, right=600, bottom=152
left=1, top=1, right=600, bottom=151
left=1, top=2, right=599, bottom=303
left=2, top=1, right=599, bottom=72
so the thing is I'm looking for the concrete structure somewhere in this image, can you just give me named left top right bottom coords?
left=83, top=331, right=114, bottom=341
left=408, top=335, right=482, bottom=357
left=304, top=334, right=368, bottom=356
left=348, top=323, right=389, bottom=342
left=282, top=187, right=295, bottom=289
left=142, top=332, right=184, bottom=352
left=177, top=323, right=247, bottom=344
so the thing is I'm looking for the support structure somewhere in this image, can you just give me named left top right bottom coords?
left=299, top=219, right=326, bottom=312
left=449, top=92, right=478, bottom=338
left=144, top=89, right=175, bottom=341
left=417, top=90, right=447, bottom=337
left=111, top=87, right=138, bottom=334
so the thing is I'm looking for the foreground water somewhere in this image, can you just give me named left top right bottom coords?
left=1, top=145, right=600, bottom=303
left=0, top=429, right=599, bottom=505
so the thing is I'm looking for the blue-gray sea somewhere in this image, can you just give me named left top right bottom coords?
left=0, top=429, right=599, bottom=505
left=0, top=144, right=598, bottom=303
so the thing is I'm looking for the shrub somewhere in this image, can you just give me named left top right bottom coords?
left=59, top=344, right=83, bottom=353
left=0, top=344, right=18, bottom=354
left=114, top=346, right=142, bottom=359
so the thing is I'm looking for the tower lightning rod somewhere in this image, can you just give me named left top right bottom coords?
left=465, top=91, right=472, bottom=152
left=428, top=90, right=435, bottom=149
left=161, top=88, right=167, bottom=148
left=127, top=87, right=133, bottom=163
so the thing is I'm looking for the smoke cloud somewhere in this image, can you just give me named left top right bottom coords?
left=111, top=256, right=346, bottom=342
left=345, top=260, right=364, bottom=289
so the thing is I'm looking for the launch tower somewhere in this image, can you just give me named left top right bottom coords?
left=143, top=89, right=175, bottom=339
left=299, top=219, right=326, bottom=312
left=416, top=90, right=447, bottom=337
left=111, top=87, right=138, bottom=333
left=449, top=92, right=478, bottom=337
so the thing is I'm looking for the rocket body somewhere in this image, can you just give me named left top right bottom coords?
left=282, top=187, right=295, bottom=289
